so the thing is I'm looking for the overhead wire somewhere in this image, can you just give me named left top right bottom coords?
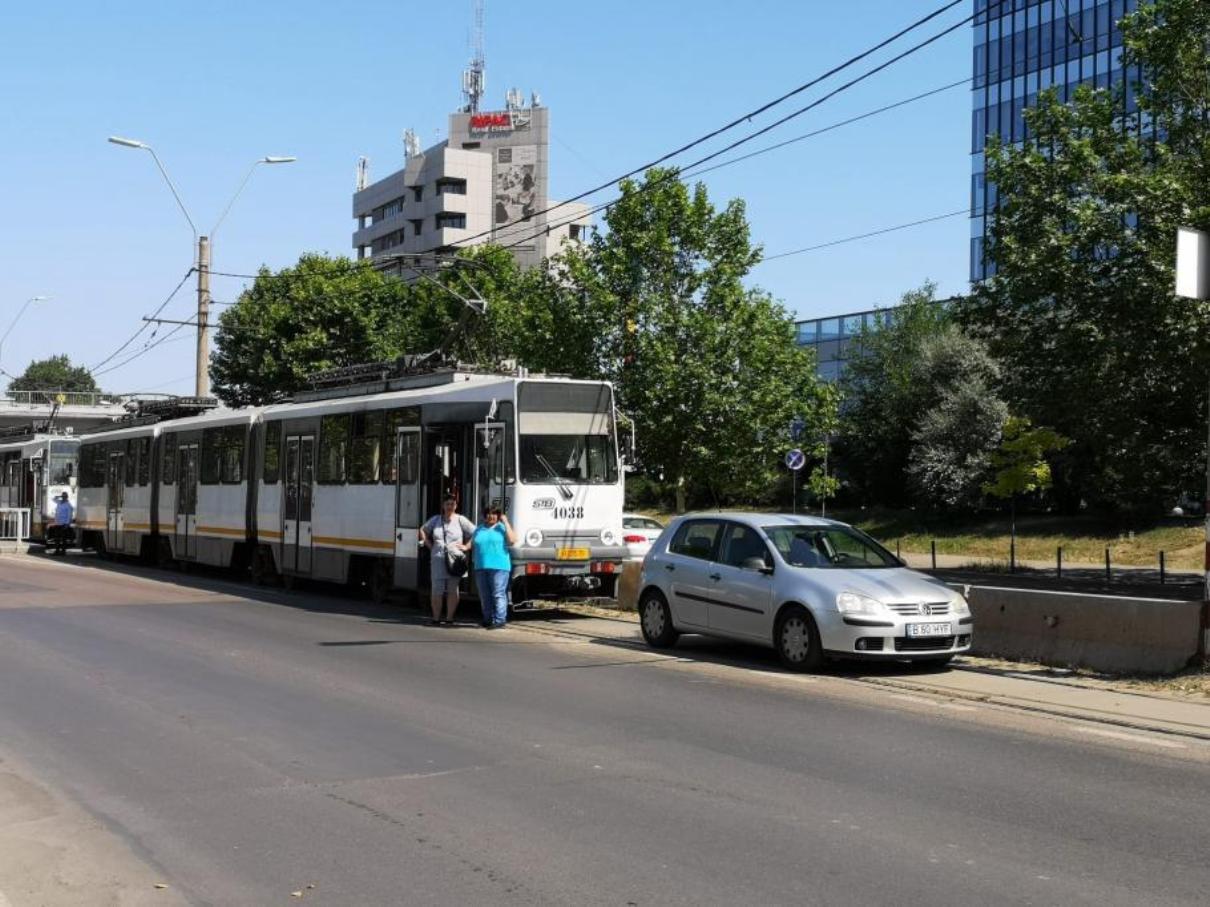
left=492, top=2, right=993, bottom=254
left=759, top=208, right=969, bottom=263
left=89, top=267, right=194, bottom=372
left=423, top=0, right=971, bottom=256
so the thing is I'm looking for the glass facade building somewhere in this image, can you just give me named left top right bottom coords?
left=970, top=0, right=1143, bottom=281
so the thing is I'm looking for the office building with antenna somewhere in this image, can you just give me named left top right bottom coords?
left=352, top=1, right=590, bottom=270
left=970, top=0, right=1142, bottom=281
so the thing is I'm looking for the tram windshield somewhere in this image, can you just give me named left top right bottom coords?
left=48, top=441, right=78, bottom=484
left=518, top=381, right=618, bottom=485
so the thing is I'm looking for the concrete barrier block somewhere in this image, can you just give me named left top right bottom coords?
left=617, top=561, right=642, bottom=611
left=962, top=584, right=1203, bottom=675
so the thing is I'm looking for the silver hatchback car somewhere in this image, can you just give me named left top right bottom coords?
left=638, top=513, right=973, bottom=670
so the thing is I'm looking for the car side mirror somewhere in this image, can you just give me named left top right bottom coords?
left=742, top=556, right=773, bottom=574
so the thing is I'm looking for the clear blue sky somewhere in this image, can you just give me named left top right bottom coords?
left=0, top=0, right=973, bottom=395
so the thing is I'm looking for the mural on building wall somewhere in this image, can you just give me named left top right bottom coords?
left=494, top=145, right=537, bottom=227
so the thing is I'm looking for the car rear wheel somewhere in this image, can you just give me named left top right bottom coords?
left=775, top=605, right=823, bottom=671
left=639, top=590, right=678, bottom=649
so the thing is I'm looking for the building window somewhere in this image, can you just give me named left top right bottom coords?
left=568, top=224, right=583, bottom=241
left=410, top=218, right=424, bottom=236
left=461, top=142, right=481, bottom=149
left=436, top=212, right=466, bottom=230
left=436, top=178, right=467, bottom=195
left=411, top=186, right=423, bottom=203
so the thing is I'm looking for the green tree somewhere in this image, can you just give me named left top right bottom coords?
left=983, top=417, right=1071, bottom=564
left=906, top=329, right=1009, bottom=510
left=963, top=0, right=1210, bottom=513
left=836, top=282, right=950, bottom=507
left=551, top=168, right=837, bottom=511
left=9, top=355, right=98, bottom=393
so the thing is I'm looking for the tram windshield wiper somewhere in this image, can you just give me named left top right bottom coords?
left=536, top=454, right=574, bottom=500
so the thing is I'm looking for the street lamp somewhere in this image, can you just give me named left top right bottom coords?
left=0, top=295, right=52, bottom=385
left=107, top=137, right=296, bottom=396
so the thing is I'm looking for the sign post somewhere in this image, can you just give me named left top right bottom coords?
left=1176, top=227, right=1210, bottom=648
left=785, top=448, right=806, bottom=515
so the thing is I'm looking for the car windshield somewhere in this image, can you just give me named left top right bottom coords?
left=763, top=525, right=900, bottom=569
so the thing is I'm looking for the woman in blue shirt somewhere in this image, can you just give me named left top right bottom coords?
left=473, top=506, right=517, bottom=629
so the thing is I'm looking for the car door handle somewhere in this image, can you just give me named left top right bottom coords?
left=664, top=564, right=675, bottom=571
left=709, top=573, right=721, bottom=581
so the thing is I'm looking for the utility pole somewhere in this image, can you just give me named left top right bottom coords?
left=108, top=137, right=294, bottom=399
left=196, top=236, right=211, bottom=397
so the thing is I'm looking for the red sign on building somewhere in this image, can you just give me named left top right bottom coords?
left=469, top=112, right=513, bottom=132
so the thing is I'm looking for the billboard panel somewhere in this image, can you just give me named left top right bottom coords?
left=494, top=145, right=538, bottom=228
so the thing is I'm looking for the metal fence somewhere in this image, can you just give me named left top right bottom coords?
left=0, top=507, right=30, bottom=552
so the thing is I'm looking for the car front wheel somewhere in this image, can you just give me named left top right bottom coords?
left=639, top=590, right=679, bottom=649
left=775, top=604, right=823, bottom=671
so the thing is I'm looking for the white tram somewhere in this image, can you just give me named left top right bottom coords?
left=76, top=368, right=627, bottom=604
left=0, top=430, right=80, bottom=543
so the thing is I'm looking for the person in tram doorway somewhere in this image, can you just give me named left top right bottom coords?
left=419, top=495, right=475, bottom=626
left=50, top=492, right=73, bottom=557
left=473, top=506, right=517, bottom=629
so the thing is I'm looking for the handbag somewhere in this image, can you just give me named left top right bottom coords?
left=442, top=520, right=468, bottom=577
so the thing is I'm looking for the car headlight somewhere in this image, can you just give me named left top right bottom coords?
left=524, top=528, right=544, bottom=548
left=836, top=591, right=888, bottom=616
left=951, top=594, right=971, bottom=617
left=600, top=528, right=619, bottom=546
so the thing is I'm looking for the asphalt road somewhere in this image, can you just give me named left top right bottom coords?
left=2, top=556, right=1209, bottom=906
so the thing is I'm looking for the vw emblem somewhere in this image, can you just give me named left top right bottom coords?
left=920, top=603, right=932, bottom=616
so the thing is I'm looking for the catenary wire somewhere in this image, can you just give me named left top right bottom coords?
left=495, top=7, right=982, bottom=254
left=759, top=208, right=969, bottom=262
left=419, top=0, right=972, bottom=255
left=89, top=267, right=194, bottom=372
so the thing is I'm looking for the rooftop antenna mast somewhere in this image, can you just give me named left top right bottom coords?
left=461, top=0, right=486, bottom=113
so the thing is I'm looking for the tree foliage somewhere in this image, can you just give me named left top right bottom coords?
left=984, top=417, right=1071, bottom=501
left=962, top=0, right=1210, bottom=513
left=9, top=355, right=98, bottom=393
left=550, top=168, right=837, bottom=510
left=906, top=330, right=1009, bottom=511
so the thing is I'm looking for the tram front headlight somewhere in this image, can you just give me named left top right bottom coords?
left=524, top=528, right=544, bottom=548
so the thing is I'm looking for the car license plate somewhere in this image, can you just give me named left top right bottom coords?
left=556, top=547, right=590, bottom=561
left=906, top=622, right=952, bottom=638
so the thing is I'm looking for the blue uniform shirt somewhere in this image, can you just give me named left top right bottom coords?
left=54, top=500, right=74, bottom=525
left=472, top=522, right=511, bottom=571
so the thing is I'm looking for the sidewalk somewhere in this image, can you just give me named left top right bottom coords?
left=520, top=605, right=1210, bottom=744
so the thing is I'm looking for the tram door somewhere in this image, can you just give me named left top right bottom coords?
left=282, top=435, right=314, bottom=575
left=393, top=428, right=422, bottom=589
left=474, top=422, right=505, bottom=519
left=175, top=444, right=199, bottom=559
left=106, top=450, right=125, bottom=548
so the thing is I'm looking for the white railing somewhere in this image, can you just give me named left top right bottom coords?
left=0, top=507, right=30, bottom=552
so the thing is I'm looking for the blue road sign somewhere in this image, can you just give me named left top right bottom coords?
left=785, top=448, right=806, bottom=471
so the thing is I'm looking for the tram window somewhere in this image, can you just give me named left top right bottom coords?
left=349, top=411, right=383, bottom=484
left=319, top=414, right=350, bottom=484
left=79, top=445, right=104, bottom=487
left=161, top=435, right=176, bottom=485
left=125, top=439, right=139, bottom=487
left=136, top=437, right=151, bottom=485
left=262, top=422, right=281, bottom=484
left=381, top=407, right=420, bottom=484
left=398, top=432, right=420, bottom=484
left=201, top=428, right=221, bottom=484
left=221, top=426, right=245, bottom=484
